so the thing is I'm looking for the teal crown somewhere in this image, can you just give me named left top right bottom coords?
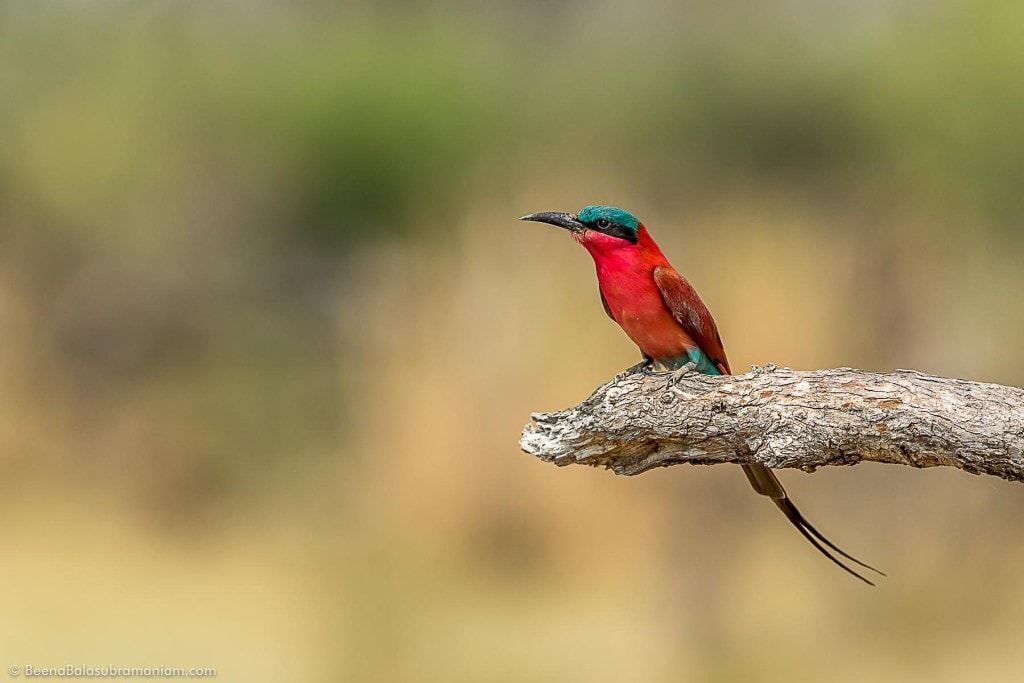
left=577, top=205, right=640, bottom=236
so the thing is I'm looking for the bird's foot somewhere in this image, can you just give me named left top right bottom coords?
left=614, top=358, right=653, bottom=381
left=669, top=361, right=698, bottom=384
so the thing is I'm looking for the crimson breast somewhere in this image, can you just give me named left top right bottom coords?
left=580, top=229, right=696, bottom=363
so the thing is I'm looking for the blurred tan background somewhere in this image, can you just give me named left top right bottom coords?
left=3, top=1, right=1024, bottom=681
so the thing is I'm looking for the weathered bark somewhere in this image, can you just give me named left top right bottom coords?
left=520, top=364, right=1024, bottom=482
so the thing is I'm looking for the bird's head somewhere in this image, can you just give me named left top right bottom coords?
left=520, top=205, right=641, bottom=247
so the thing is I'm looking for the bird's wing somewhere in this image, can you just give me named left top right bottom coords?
left=652, top=265, right=731, bottom=374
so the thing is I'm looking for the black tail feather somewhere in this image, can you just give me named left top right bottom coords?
left=773, top=497, right=885, bottom=586
left=741, top=463, right=883, bottom=585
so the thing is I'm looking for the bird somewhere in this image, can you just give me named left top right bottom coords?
left=522, top=204, right=883, bottom=585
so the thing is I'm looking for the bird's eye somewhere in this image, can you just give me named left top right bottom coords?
left=596, top=218, right=611, bottom=229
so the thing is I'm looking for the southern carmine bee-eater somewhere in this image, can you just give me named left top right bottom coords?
left=522, top=205, right=883, bottom=585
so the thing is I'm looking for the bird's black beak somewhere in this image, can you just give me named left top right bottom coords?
left=520, top=211, right=585, bottom=233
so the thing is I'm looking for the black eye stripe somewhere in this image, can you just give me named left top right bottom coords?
left=586, top=218, right=638, bottom=244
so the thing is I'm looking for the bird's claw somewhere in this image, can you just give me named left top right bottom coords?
left=669, top=360, right=698, bottom=384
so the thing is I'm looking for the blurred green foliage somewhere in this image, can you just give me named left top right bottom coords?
left=5, top=1, right=1024, bottom=254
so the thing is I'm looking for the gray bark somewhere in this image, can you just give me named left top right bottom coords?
left=520, top=364, right=1024, bottom=482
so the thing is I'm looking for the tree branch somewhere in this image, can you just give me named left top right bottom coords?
left=520, top=364, right=1024, bottom=482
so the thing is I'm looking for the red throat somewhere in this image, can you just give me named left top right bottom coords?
left=576, top=223, right=667, bottom=266
left=574, top=224, right=694, bottom=362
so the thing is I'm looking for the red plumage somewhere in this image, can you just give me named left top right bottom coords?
left=578, top=223, right=729, bottom=372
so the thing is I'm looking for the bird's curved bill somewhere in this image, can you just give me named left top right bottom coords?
left=520, top=211, right=585, bottom=232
